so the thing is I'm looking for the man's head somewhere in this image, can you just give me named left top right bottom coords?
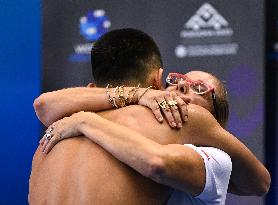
left=166, top=71, right=229, bottom=128
left=91, top=28, right=163, bottom=88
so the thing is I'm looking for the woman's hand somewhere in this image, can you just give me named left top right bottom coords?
left=40, top=111, right=88, bottom=154
left=138, top=89, right=190, bottom=128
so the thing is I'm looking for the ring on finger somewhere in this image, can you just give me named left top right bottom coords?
left=168, top=100, right=178, bottom=110
left=45, top=133, right=53, bottom=140
left=48, top=126, right=55, bottom=133
left=158, top=100, right=169, bottom=109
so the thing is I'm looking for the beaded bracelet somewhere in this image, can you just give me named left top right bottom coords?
left=118, top=85, right=126, bottom=108
left=112, top=86, right=119, bottom=109
left=125, top=87, right=136, bottom=105
left=106, top=84, right=117, bottom=108
left=138, top=86, right=153, bottom=101
left=128, top=84, right=140, bottom=105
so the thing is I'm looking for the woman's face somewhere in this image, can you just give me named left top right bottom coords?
left=165, top=71, right=217, bottom=112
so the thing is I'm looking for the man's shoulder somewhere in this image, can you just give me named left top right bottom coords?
left=98, top=105, right=153, bottom=120
left=122, top=105, right=152, bottom=112
left=187, top=104, right=212, bottom=117
left=186, top=104, right=219, bottom=132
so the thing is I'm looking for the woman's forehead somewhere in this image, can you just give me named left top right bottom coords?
left=186, top=71, right=216, bottom=85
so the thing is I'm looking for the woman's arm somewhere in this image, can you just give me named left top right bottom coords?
left=185, top=105, right=271, bottom=196
left=34, top=87, right=116, bottom=127
left=41, top=104, right=271, bottom=196
left=34, top=87, right=189, bottom=127
left=40, top=111, right=207, bottom=196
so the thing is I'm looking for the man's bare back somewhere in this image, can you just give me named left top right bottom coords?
left=29, top=105, right=195, bottom=205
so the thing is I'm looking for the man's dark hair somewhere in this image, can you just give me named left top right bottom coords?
left=91, top=28, right=163, bottom=87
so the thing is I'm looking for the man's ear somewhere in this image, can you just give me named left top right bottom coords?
left=153, top=68, right=163, bottom=90
left=87, top=83, right=96, bottom=88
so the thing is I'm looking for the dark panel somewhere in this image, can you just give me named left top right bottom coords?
left=265, top=0, right=278, bottom=204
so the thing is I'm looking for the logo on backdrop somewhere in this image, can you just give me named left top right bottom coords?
left=175, top=3, right=239, bottom=58
left=69, top=10, right=111, bottom=63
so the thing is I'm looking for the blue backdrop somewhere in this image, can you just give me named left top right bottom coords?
left=0, top=1, right=40, bottom=204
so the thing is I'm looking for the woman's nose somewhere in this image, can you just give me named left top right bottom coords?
left=177, top=80, right=189, bottom=94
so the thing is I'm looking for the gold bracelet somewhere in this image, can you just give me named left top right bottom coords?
left=118, top=85, right=126, bottom=108
left=106, top=84, right=116, bottom=108
left=138, top=86, right=153, bottom=101
left=112, top=86, right=119, bottom=109
left=125, top=87, right=135, bottom=105
left=128, top=84, right=140, bottom=104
